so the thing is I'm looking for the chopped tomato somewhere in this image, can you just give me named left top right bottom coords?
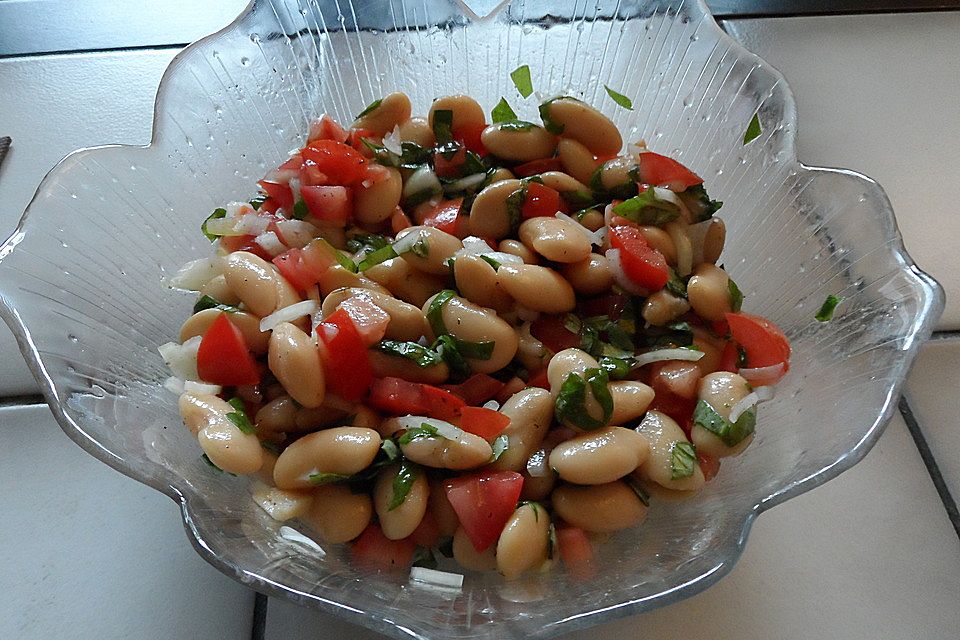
left=513, top=157, right=563, bottom=177
left=530, top=315, right=581, bottom=353
left=335, top=296, right=390, bottom=346
left=456, top=406, right=510, bottom=440
left=346, top=127, right=378, bottom=155
left=609, top=224, right=670, bottom=291
left=421, top=198, right=464, bottom=236
left=442, top=373, right=504, bottom=406
left=649, top=385, right=696, bottom=435
left=300, top=139, right=367, bottom=185
left=636, top=151, right=703, bottom=191
left=698, top=453, right=721, bottom=482
left=724, top=312, right=791, bottom=369
left=219, top=234, right=273, bottom=261
left=196, top=313, right=260, bottom=386
left=527, top=368, right=550, bottom=390
left=453, top=123, right=487, bottom=156
left=316, top=309, right=372, bottom=402
left=649, top=361, right=701, bottom=400
left=308, top=114, right=348, bottom=143
left=711, top=319, right=730, bottom=338
left=391, top=207, right=413, bottom=235
left=257, top=198, right=281, bottom=215
left=433, top=144, right=467, bottom=179
left=521, top=182, right=564, bottom=219
left=408, top=511, right=441, bottom=549
left=718, top=340, right=741, bottom=373
left=444, top=471, right=524, bottom=552
left=361, top=162, right=392, bottom=185
left=272, top=248, right=315, bottom=292
left=368, top=377, right=466, bottom=420
left=256, top=180, right=294, bottom=210
left=556, top=526, right=596, bottom=580
left=300, top=185, right=352, bottom=226
left=351, top=523, right=416, bottom=569
left=496, top=376, right=527, bottom=404
left=299, top=238, right=341, bottom=277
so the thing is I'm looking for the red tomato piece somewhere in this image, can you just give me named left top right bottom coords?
left=433, top=144, right=467, bottom=179
left=346, top=127, right=378, bottom=155
left=299, top=238, right=341, bottom=279
left=219, top=234, right=274, bottom=261
left=718, top=340, right=741, bottom=373
left=351, top=523, right=416, bottom=570
left=408, top=511, right=441, bottom=549
left=298, top=160, right=329, bottom=187
left=457, top=406, right=511, bottom=440
left=300, top=185, right=352, bottom=226
left=496, top=376, right=528, bottom=404
left=272, top=248, right=315, bottom=292
left=636, top=151, right=703, bottom=191
left=391, top=207, right=413, bottom=235
left=453, top=123, right=487, bottom=156
left=698, top=453, right=721, bottom=482
left=421, top=198, right=464, bottom=236
left=530, top=315, right=581, bottom=354
left=256, top=180, right=294, bottom=210
left=521, top=182, right=565, bottom=219
left=724, top=312, right=791, bottom=369
left=419, top=384, right=468, bottom=421
left=609, top=225, right=670, bottom=291
left=368, top=377, right=466, bottom=420
left=444, top=471, right=524, bottom=552
left=576, top=293, right=629, bottom=320
left=196, top=313, right=260, bottom=386
left=527, top=368, right=550, bottom=390
left=316, top=309, right=372, bottom=402
left=442, top=373, right=505, bottom=406
left=335, top=296, right=390, bottom=346
left=513, top=157, right=563, bottom=178
left=649, top=385, right=696, bottom=435
left=556, top=526, right=596, bottom=580
left=308, top=114, right=348, bottom=143
left=301, top=139, right=367, bottom=185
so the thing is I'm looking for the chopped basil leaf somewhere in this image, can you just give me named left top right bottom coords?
left=624, top=476, right=650, bottom=506
left=492, top=97, right=518, bottom=123
left=538, top=97, right=566, bottom=134
left=666, top=269, right=688, bottom=299
left=613, top=189, right=680, bottom=226
left=225, top=398, right=256, bottom=434
left=249, top=195, right=267, bottom=211
left=388, top=460, right=420, bottom=510
left=479, top=255, right=501, bottom=271
left=435, top=140, right=462, bottom=160
left=504, top=185, right=528, bottom=232
left=377, top=340, right=444, bottom=367
left=816, top=294, right=843, bottom=322
left=432, top=334, right=471, bottom=378
left=346, top=233, right=390, bottom=253
left=679, top=184, right=723, bottom=221
left=201, top=207, right=227, bottom=242
left=693, top=399, right=756, bottom=447
left=454, top=339, right=495, bottom=360
left=510, top=64, right=534, bottom=98
left=334, top=250, right=358, bottom=273
left=743, top=113, right=762, bottom=145
left=411, top=236, right=430, bottom=258
left=728, top=277, right=744, bottom=312
left=292, top=198, right=309, bottom=220
left=604, top=85, right=634, bottom=110
left=642, top=321, right=694, bottom=348
left=433, top=109, right=454, bottom=144
left=309, top=471, right=352, bottom=485
left=555, top=367, right=613, bottom=430
left=380, top=438, right=399, bottom=461
left=598, top=356, right=632, bottom=380
left=399, top=142, right=433, bottom=168
left=490, top=434, right=509, bottom=462
left=355, top=98, right=383, bottom=120
left=193, top=295, right=239, bottom=315
left=426, top=289, right=457, bottom=337
left=670, top=441, right=697, bottom=479
left=560, top=189, right=596, bottom=210
left=357, top=244, right=398, bottom=271
left=398, top=422, right=443, bottom=445
left=496, top=120, right=536, bottom=132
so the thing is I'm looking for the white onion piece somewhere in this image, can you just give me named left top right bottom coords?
left=516, top=305, right=540, bottom=323
left=443, top=173, right=487, bottom=193
left=392, top=228, right=426, bottom=255
left=158, top=335, right=202, bottom=381
left=260, top=300, right=319, bottom=332
left=234, top=214, right=272, bottom=236
left=604, top=249, right=648, bottom=296
left=203, top=216, right=243, bottom=237
left=526, top=448, right=550, bottom=478
left=454, top=237, right=523, bottom=266
left=739, top=362, right=785, bottom=386
left=410, top=567, right=463, bottom=590
left=382, top=125, right=403, bottom=155
left=460, top=236, right=493, bottom=254
left=275, top=219, right=320, bottom=249
left=554, top=212, right=604, bottom=246
left=255, top=231, right=287, bottom=257
left=225, top=201, right=254, bottom=217
left=482, top=399, right=501, bottom=411
left=631, top=348, right=704, bottom=368
left=288, top=177, right=303, bottom=203
left=754, top=385, right=775, bottom=401
left=165, top=256, right=224, bottom=291
left=279, top=526, right=326, bottom=555
left=184, top=380, right=223, bottom=395
left=728, top=392, right=759, bottom=423
left=394, top=416, right=463, bottom=441
left=403, top=165, right=442, bottom=199
left=163, top=376, right=185, bottom=395
left=666, top=223, right=693, bottom=277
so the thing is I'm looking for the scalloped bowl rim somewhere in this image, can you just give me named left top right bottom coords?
left=0, top=0, right=944, bottom=637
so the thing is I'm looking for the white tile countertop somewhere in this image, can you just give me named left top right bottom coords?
left=1, top=8, right=958, bottom=640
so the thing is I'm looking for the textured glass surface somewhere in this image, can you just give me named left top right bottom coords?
left=0, top=1, right=943, bottom=638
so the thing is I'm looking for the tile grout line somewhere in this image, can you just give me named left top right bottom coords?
left=898, top=395, right=960, bottom=541
left=251, top=593, right=268, bottom=640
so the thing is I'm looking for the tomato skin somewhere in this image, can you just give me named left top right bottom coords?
left=513, top=157, right=563, bottom=177
left=219, top=234, right=273, bottom=261
left=718, top=340, right=740, bottom=373
left=496, top=376, right=527, bottom=404
left=196, top=313, right=261, bottom=386
left=347, top=127, right=378, bottom=155
left=649, top=385, right=696, bottom=436
left=300, top=185, right=352, bottom=226
left=454, top=123, right=487, bottom=156
left=444, top=471, right=524, bottom=552
left=391, top=207, right=413, bottom=235
left=308, top=114, right=348, bottom=143
left=272, top=248, right=316, bottom=292
left=257, top=180, right=294, bottom=210
left=456, top=406, right=511, bottom=440
left=530, top=315, right=581, bottom=354
left=442, top=373, right=504, bottom=406
left=609, top=224, right=670, bottom=291
left=300, top=140, right=367, bottom=185
left=408, top=511, right=441, bottom=548
left=419, top=385, right=467, bottom=421
left=368, top=377, right=466, bottom=420
left=556, top=525, right=596, bottom=580
left=724, top=312, right=791, bottom=369
left=421, top=198, right=464, bottom=236
left=698, top=453, right=721, bottom=482
left=351, top=524, right=416, bottom=569
left=636, top=151, right=703, bottom=190
left=316, top=309, right=372, bottom=402
left=521, top=182, right=565, bottom=219
left=433, top=144, right=467, bottom=179
left=527, top=368, right=550, bottom=390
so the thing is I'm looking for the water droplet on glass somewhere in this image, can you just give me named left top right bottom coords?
left=682, top=95, right=694, bottom=108
left=69, top=334, right=79, bottom=343
left=240, top=57, right=251, bottom=66
left=250, top=33, right=261, bottom=43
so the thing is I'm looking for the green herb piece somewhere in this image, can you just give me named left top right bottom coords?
left=426, top=289, right=457, bottom=337
left=389, top=460, right=420, bottom=510
left=192, top=295, right=239, bottom=315
left=346, top=233, right=391, bottom=253
left=479, top=255, right=501, bottom=271
left=492, top=98, right=518, bottom=123
left=670, top=441, right=697, bottom=479
left=398, top=422, right=443, bottom=445
left=604, top=85, right=634, bottom=110
left=560, top=189, right=596, bottom=210
left=292, top=198, right=309, bottom=220
left=743, top=113, right=762, bottom=145
left=727, top=277, right=744, bottom=312
left=309, top=472, right=352, bottom=485
left=432, top=334, right=470, bottom=378
left=355, top=98, right=383, bottom=120
left=411, top=236, right=430, bottom=258
left=496, top=120, right=536, bottom=131
left=201, top=207, right=227, bottom=242
left=679, top=184, right=723, bottom=222
left=642, top=321, right=694, bottom=349
left=510, top=65, right=533, bottom=98
left=249, top=195, right=267, bottom=210
left=554, top=367, right=613, bottom=430
left=490, top=434, right=509, bottom=462
left=624, top=476, right=650, bottom=506
left=816, top=294, right=843, bottom=322
left=398, top=142, right=433, bottom=169
left=504, top=185, right=528, bottom=232
left=433, top=109, right=454, bottom=143
left=334, top=250, right=358, bottom=273
left=692, top=399, right=756, bottom=447
left=225, top=398, right=256, bottom=434
left=538, top=97, right=566, bottom=134
left=380, top=438, right=399, bottom=462
left=201, top=453, right=234, bottom=475
left=357, top=244, right=398, bottom=271
left=377, top=340, right=444, bottom=367
left=613, top=189, right=681, bottom=226
left=666, top=269, right=688, bottom=300
left=453, top=339, right=495, bottom=360
left=598, top=356, right=632, bottom=380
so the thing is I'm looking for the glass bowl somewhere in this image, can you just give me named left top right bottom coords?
left=0, top=0, right=943, bottom=638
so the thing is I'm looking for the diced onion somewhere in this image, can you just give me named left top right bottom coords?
left=165, top=257, right=223, bottom=291
left=163, top=376, right=185, bottom=395
left=184, top=380, right=223, bottom=395
left=728, top=392, right=758, bottom=423
left=203, top=216, right=244, bottom=237
left=158, top=335, right=202, bottom=381
left=739, top=362, right=786, bottom=386
left=482, top=399, right=500, bottom=411
left=392, top=228, right=427, bottom=255
left=394, top=416, right=464, bottom=441
left=666, top=222, right=693, bottom=277
left=225, top=201, right=254, bottom=218
left=260, top=300, right=319, bottom=332
left=631, top=348, right=704, bottom=368
left=275, top=219, right=320, bottom=249
left=526, top=448, right=550, bottom=478
left=234, top=214, right=272, bottom=236
left=410, top=567, right=464, bottom=590
left=382, top=125, right=403, bottom=155
left=516, top=305, right=540, bottom=323
left=255, top=231, right=287, bottom=257
left=454, top=236, right=524, bottom=266
left=278, top=526, right=326, bottom=555
left=403, top=165, right=442, bottom=199
left=443, top=173, right=487, bottom=193
left=554, top=212, right=605, bottom=246
left=604, top=249, right=648, bottom=296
